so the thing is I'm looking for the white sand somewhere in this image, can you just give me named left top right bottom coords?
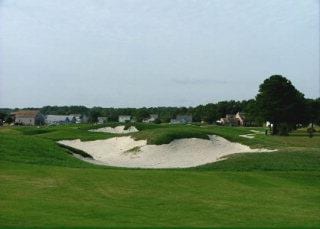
left=239, top=130, right=265, bottom=139
left=59, top=135, right=275, bottom=168
left=239, top=134, right=255, bottom=139
left=89, top=125, right=138, bottom=134
left=250, top=130, right=264, bottom=134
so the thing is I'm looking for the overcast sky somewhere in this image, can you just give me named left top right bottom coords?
left=0, top=0, right=319, bottom=108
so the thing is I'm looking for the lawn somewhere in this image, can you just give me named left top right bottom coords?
left=0, top=124, right=319, bottom=228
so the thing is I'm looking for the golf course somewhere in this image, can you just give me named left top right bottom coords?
left=1, top=123, right=319, bottom=228
left=1, top=0, right=319, bottom=228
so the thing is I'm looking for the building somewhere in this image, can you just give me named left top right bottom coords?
left=45, top=114, right=88, bottom=125
left=218, top=112, right=247, bottom=126
left=118, top=115, right=131, bottom=123
left=97, top=117, right=108, bottom=124
left=219, top=114, right=238, bottom=126
left=64, top=114, right=88, bottom=124
left=45, top=115, right=77, bottom=125
left=143, top=114, right=159, bottom=123
left=12, top=110, right=45, bottom=126
left=235, top=112, right=247, bottom=126
left=69, top=114, right=85, bottom=124
left=171, top=115, right=192, bottom=124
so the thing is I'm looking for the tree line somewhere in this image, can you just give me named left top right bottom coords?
left=0, top=75, right=319, bottom=135
left=0, top=100, right=258, bottom=124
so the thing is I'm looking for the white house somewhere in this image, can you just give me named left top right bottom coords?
left=45, top=114, right=88, bottom=125
left=45, top=115, right=77, bottom=125
left=118, top=115, right=131, bottom=123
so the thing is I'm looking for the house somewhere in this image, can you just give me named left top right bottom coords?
left=218, top=112, right=247, bottom=126
left=12, top=110, right=45, bottom=125
left=65, top=114, right=88, bottom=124
left=97, top=116, right=108, bottom=124
left=45, top=114, right=88, bottom=125
left=118, top=115, right=131, bottom=123
left=171, top=115, right=192, bottom=124
left=219, top=114, right=238, bottom=126
left=69, top=114, right=82, bottom=124
left=45, top=115, right=77, bottom=125
left=235, top=112, right=246, bottom=126
left=143, top=114, right=159, bottom=123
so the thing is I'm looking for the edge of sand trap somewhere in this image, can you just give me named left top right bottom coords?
left=58, top=135, right=276, bottom=169
left=89, top=125, right=138, bottom=134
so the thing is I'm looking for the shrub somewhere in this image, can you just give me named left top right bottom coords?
left=153, top=118, right=161, bottom=124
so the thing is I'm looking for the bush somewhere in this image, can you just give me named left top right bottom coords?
left=153, top=118, right=161, bottom=124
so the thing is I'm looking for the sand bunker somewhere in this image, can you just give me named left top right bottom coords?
left=90, top=125, right=138, bottom=134
left=59, top=135, right=275, bottom=168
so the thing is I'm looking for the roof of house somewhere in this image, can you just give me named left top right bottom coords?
left=12, top=110, right=40, bottom=118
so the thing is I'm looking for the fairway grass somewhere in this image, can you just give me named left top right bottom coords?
left=1, top=163, right=319, bottom=228
left=0, top=124, right=319, bottom=228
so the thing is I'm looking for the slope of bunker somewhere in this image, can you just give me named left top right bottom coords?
left=58, top=135, right=275, bottom=168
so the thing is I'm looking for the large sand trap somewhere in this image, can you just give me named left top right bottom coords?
left=59, top=135, right=275, bottom=168
left=89, top=125, right=138, bottom=134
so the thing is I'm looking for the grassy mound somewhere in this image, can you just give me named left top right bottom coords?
left=132, top=125, right=209, bottom=144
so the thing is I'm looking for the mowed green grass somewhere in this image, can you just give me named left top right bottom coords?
left=0, top=124, right=319, bottom=228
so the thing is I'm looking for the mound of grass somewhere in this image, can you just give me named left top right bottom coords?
left=57, top=143, right=94, bottom=159
left=132, top=125, right=209, bottom=145
left=0, top=133, right=91, bottom=167
left=200, top=125, right=320, bottom=149
left=196, top=150, right=320, bottom=171
left=19, top=128, right=53, bottom=135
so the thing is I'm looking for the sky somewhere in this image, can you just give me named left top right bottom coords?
left=0, top=0, right=319, bottom=108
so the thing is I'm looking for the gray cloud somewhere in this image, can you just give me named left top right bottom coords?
left=172, top=78, right=230, bottom=85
